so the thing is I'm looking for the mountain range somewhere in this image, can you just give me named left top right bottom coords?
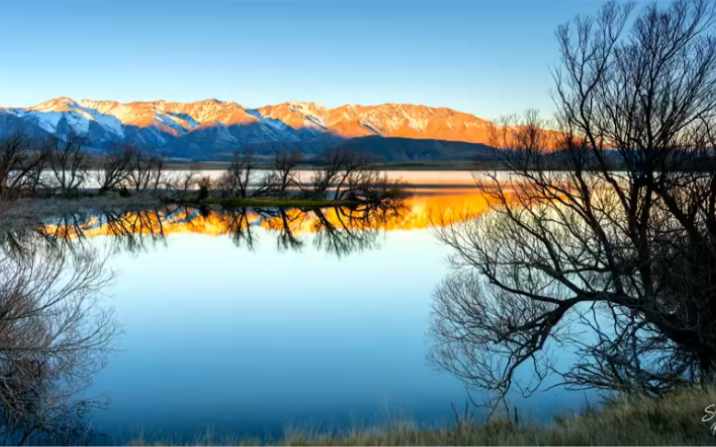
left=0, top=97, right=501, bottom=162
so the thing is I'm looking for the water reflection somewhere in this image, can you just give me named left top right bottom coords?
left=0, top=227, right=118, bottom=445
left=0, top=187, right=608, bottom=444
left=35, top=191, right=493, bottom=257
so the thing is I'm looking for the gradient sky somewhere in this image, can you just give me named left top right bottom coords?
left=0, top=1, right=610, bottom=119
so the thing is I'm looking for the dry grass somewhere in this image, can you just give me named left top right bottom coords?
left=126, top=386, right=716, bottom=446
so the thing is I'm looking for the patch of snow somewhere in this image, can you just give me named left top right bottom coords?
left=153, top=112, right=187, bottom=134
left=64, top=110, right=90, bottom=134
left=75, top=104, right=125, bottom=137
left=245, top=109, right=301, bottom=140
left=94, top=103, right=135, bottom=123
left=245, top=109, right=264, bottom=120
left=360, top=121, right=383, bottom=135
left=258, top=115, right=295, bottom=137
left=408, top=117, right=428, bottom=131
left=30, top=97, right=75, bottom=112
left=165, top=112, right=199, bottom=129
left=212, top=121, right=238, bottom=143
left=24, top=110, right=64, bottom=133
left=17, top=99, right=125, bottom=137
left=288, top=101, right=326, bottom=128
left=304, top=115, right=327, bottom=130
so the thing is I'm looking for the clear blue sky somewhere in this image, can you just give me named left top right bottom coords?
left=0, top=1, right=609, bottom=119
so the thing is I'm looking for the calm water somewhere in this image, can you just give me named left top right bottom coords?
left=36, top=187, right=596, bottom=443
left=77, top=169, right=506, bottom=190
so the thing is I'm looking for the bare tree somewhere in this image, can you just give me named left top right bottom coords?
left=310, top=147, right=403, bottom=203
left=217, top=149, right=256, bottom=198
left=164, top=170, right=199, bottom=200
left=430, top=0, right=716, bottom=405
left=43, top=132, right=88, bottom=197
left=0, top=240, right=118, bottom=444
left=196, top=175, right=212, bottom=201
left=95, top=143, right=133, bottom=195
left=125, top=146, right=166, bottom=193
left=0, top=134, right=46, bottom=199
left=310, top=147, right=370, bottom=200
left=258, top=150, right=301, bottom=197
left=311, top=147, right=356, bottom=197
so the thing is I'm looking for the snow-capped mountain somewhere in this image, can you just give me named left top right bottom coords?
left=0, top=97, right=498, bottom=160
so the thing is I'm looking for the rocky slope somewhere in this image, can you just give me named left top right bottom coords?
left=0, top=97, right=498, bottom=161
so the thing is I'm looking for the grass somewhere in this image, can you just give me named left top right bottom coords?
left=126, top=386, right=716, bottom=446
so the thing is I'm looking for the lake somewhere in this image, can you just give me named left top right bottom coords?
left=31, top=179, right=597, bottom=444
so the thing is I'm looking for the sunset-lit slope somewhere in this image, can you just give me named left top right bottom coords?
left=256, top=101, right=495, bottom=142
left=18, top=97, right=495, bottom=142
left=0, top=97, right=504, bottom=160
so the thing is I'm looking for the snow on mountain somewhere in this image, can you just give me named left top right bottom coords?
left=74, top=103, right=124, bottom=137
left=6, top=109, right=63, bottom=133
left=0, top=97, right=503, bottom=160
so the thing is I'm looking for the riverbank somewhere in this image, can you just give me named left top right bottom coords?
left=127, top=386, right=716, bottom=446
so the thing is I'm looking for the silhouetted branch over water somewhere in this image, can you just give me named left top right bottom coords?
left=0, top=231, right=118, bottom=444
left=430, top=0, right=716, bottom=409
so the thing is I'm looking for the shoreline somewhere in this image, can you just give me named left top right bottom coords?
left=0, top=192, right=399, bottom=228
left=124, top=386, right=716, bottom=446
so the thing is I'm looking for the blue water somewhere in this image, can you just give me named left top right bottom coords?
left=83, top=225, right=595, bottom=442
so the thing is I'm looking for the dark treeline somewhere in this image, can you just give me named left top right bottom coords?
left=0, top=131, right=168, bottom=199
left=0, top=132, right=402, bottom=205
left=212, top=147, right=403, bottom=203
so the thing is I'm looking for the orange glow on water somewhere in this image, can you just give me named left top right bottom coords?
left=39, top=190, right=500, bottom=240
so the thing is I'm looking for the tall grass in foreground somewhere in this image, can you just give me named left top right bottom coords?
left=128, top=386, right=716, bottom=446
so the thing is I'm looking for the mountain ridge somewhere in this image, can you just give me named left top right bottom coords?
left=0, top=97, right=501, bottom=161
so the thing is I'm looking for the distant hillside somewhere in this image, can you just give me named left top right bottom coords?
left=0, top=97, right=501, bottom=162
left=322, top=136, right=498, bottom=162
left=233, top=136, right=497, bottom=163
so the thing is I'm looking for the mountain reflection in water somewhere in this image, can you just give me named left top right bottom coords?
left=37, top=190, right=495, bottom=256
left=0, top=187, right=595, bottom=443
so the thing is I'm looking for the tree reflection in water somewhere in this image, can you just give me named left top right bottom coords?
left=0, top=225, right=118, bottom=445
left=34, top=198, right=410, bottom=258
left=0, top=192, right=471, bottom=444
